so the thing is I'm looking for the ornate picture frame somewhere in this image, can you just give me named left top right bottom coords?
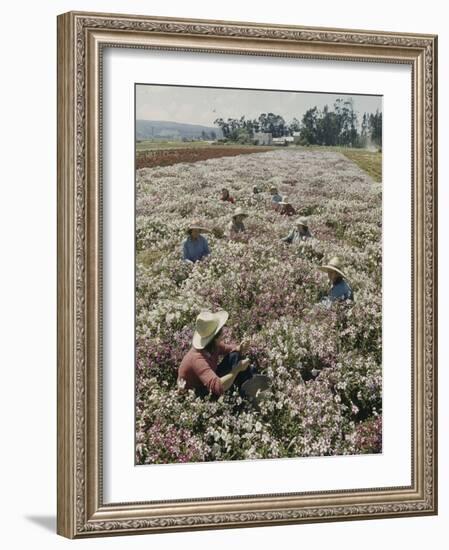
left=57, top=11, right=438, bottom=538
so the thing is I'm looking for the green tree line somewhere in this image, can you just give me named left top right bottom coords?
left=214, top=98, right=382, bottom=148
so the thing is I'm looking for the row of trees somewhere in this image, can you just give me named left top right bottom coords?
left=200, top=130, right=217, bottom=140
left=214, top=113, right=291, bottom=142
left=213, top=99, right=382, bottom=148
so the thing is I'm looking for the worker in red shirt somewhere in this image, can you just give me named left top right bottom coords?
left=178, top=310, right=268, bottom=399
left=220, top=187, right=236, bottom=204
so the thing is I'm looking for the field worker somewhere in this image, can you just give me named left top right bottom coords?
left=182, top=221, right=211, bottom=263
left=220, top=187, right=236, bottom=204
left=249, top=185, right=264, bottom=207
left=278, top=199, right=297, bottom=217
left=178, top=310, right=269, bottom=399
left=227, top=207, right=248, bottom=239
left=281, top=217, right=312, bottom=244
left=318, top=256, right=354, bottom=304
left=270, top=186, right=282, bottom=209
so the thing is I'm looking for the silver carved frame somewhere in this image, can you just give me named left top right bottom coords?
left=57, top=11, right=438, bottom=538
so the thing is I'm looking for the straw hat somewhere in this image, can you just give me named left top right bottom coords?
left=318, top=256, right=346, bottom=279
left=232, top=207, right=248, bottom=219
left=270, top=186, right=278, bottom=193
left=295, top=217, right=309, bottom=228
left=192, top=310, right=229, bottom=350
left=186, top=220, right=209, bottom=234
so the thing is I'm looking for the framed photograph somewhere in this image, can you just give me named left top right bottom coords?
left=57, top=11, right=438, bottom=538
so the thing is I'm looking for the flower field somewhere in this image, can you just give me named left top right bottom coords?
left=135, top=148, right=382, bottom=465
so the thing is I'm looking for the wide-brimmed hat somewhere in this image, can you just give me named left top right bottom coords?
left=270, top=186, right=278, bottom=193
left=186, top=220, right=209, bottom=234
left=318, top=256, right=346, bottom=279
left=295, top=217, right=309, bottom=228
left=232, top=207, right=248, bottom=219
left=192, top=310, right=229, bottom=350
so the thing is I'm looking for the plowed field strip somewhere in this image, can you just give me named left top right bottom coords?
left=136, top=146, right=275, bottom=169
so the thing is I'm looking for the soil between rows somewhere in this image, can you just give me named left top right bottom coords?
left=136, top=146, right=275, bottom=169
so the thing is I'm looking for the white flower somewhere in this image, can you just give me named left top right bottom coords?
left=177, top=378, right=186, bottom=390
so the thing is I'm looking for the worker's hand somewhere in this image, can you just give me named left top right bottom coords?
left=236, top=358, right=250, bottom=373
left=237, top=338, right=250, bottom=355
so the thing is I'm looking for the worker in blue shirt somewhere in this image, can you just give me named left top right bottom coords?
left=182, top=221, right=211, bottom=263
left=270, top=186, right=282, bottom=209
left=281, top=217, right=312, bottom=244
left=318, top=256, right=354, bottom=305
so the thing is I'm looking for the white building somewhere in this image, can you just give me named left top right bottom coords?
left=272, top=137, right=288, bottom=146
left=253, top=132, right=273, bottom=145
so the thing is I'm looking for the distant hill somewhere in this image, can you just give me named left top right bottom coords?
left=136, top=120, right=223, bottom=141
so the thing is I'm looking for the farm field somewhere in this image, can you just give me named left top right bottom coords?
left=136, top=144, right=274, bottom=169
left=308, top=146, right=382, bottom=182
left=135, top=148, right=382, bottom=465
left=136, top=140, right=382, bottom=182
left=136, top=139, right=269, bottom=151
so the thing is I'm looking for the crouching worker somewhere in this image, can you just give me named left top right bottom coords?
left=178, top=310, right=269, bottom=400
left=281, top=217, right=312, bottom=244
left=318, top=256, right=354, bottom=306
left=270, top=186, right=282, bottom=210
left=227, top=207, right=248, bottom=239
left=220, top=187, right=236, bottom=204
left=182, top=220, right=210, bottom=263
